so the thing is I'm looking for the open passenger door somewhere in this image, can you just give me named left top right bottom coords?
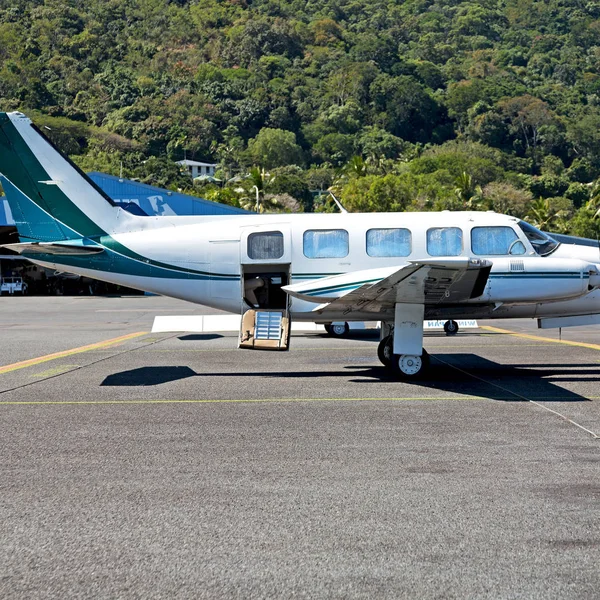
left=238, top=225, right=291, bottom=351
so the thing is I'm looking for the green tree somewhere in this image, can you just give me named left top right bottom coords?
left=247, top=128, right=303, bottom=169
left=357, top=127, right=407, bottom=161
left=454, top=172, right=485, bottom=209
left=481, top=182, right=533, bottom=218
left=371, top=75, right=449, bottom=143
left=526, top=197, right=570, bottom=232
left=313, top=133, right=355, bottom=166
left=345, top=156, right=368, bottom=178
left=341, top=174, right=415, bottom=212
left=567, top=112, right=600, bottom=168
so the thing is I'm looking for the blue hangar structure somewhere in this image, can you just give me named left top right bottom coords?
left=87, top=172, right=248, bottom=217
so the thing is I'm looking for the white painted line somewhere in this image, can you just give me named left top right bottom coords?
left=434, top=355, right=599, bottom=440
left=152, top=315, right=328, bottom=333
left=152, top=315, right=479, bottom=334
left=425, top=319, right=479, bottom=329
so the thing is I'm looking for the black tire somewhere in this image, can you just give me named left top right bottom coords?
left=443, top=320, right=459, bottom=335
left=328, top=322, right=349, bottom=337
left=377, top=335, right=394, bottom=367
left=324, top=323, right=332, bottom=335
left=391, top=349, right=430, bottom=379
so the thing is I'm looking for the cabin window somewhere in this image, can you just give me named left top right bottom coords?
left=303, top=229, right=349, bottom=259
left=366, top=228, right=412, bottom=257
left=248, top=231, right=284, bottom=260
left=427, top=227, right=463, bottom=256
left=471, top=226, right=526, bottom=255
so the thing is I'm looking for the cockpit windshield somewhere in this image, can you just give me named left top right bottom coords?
left=517, top=221, right=560, bottom=256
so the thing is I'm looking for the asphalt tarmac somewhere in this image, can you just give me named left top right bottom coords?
left=0, top=296, right=599, bottom=599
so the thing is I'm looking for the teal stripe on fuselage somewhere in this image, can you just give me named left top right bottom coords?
left=301, top=272, right=584, bottom=297
left=22, top=244, right=239, bottom=281
left=97, top=235, right=238, bottom=279
left=489, top=272, right=581, bottom=279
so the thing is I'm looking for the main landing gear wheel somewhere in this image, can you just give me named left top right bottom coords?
left=377, top=335, right=394, bottom=367
left=391, top=349, right=430, bottom=379
left=325, top=322, right=349, bottom=337
left=444, top=320, right=459, bottom=336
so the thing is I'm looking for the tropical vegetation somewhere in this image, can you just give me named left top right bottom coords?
left=0, top=0, right=599, bottom=236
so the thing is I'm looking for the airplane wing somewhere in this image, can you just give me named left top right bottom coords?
left=283, top=258, right=491, bottom=316
left=1, top=242, right=104, bottom=256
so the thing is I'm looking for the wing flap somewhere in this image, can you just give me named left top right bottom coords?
left=310, top=258, right=491, bottom=317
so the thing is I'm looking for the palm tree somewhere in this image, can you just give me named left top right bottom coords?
left=346, top=155, right=367, bottom=177
left=584, top=184, right=600, bottom=220
left=454, top=172, right=485, bottom=209
left=243, top=166, right=275, bottom=212
left=526, top=197, right=569, bottom=231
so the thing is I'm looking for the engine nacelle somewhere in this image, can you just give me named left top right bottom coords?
left=483, top=257, right=598, bottom=304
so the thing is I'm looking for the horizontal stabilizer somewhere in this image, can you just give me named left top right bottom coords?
left=2, top=242, right=104, bottom=256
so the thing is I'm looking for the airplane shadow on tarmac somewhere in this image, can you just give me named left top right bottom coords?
left=102, top=366, right=197, bottom=386
left=347, top=354, right=597, bottom=402
left=100, top=353, right=596, bottom=402
left=178, top=334, right=223, bottom=341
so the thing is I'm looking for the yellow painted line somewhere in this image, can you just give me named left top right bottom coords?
left=481, top=326, right=600, bottom=351
left=2, top=396, right=599, bottom=406
left=30, top=365, right=80, bottom=378
left=0, top=332, right=148, bottom=375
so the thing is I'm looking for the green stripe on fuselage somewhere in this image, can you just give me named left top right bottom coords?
left=302, top=272, right=584, bottom=297
left=97, top=236, right=238, bottom=279
left=22, top=242, right=239, bottom=281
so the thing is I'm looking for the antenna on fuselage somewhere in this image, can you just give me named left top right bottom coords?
left=328, top=191, right=348, bottom=213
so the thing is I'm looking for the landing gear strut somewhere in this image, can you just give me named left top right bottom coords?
left=379, top=304, right=430, bottom=379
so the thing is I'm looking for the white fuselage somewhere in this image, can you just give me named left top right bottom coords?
left=30, top=210, right=600, bottom=322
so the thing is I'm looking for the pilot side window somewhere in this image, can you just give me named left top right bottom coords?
left=427, top=227, right=463, bottom=256
left=471, top=226, right=526, bottom=255
left=366, top=228, right=412, bottom=257
left=248, top=231, right=284, bottom=260
left=303, top=229, right=349, bottom=259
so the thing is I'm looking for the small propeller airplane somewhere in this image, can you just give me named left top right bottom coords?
left=1, top=111, right=600, bottom=377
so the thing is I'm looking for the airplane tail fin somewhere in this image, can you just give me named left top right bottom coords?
left=0, top=175, right=81, bottom=242
left=0, top=111, right=138, bottom=241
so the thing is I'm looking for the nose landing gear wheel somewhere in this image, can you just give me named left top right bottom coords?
left=391, top=349, right=430, bottom=379
left=444, top=320, right=459, bottom=335
left=377, top=335, right=394, bottom=367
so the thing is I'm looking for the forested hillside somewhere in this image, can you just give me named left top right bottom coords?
left=1, top=0, right=600, bottom=235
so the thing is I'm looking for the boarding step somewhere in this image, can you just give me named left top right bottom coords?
left=255, top=311, right=283, bottom=340
left=239, top=309, right=291, bottom=351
